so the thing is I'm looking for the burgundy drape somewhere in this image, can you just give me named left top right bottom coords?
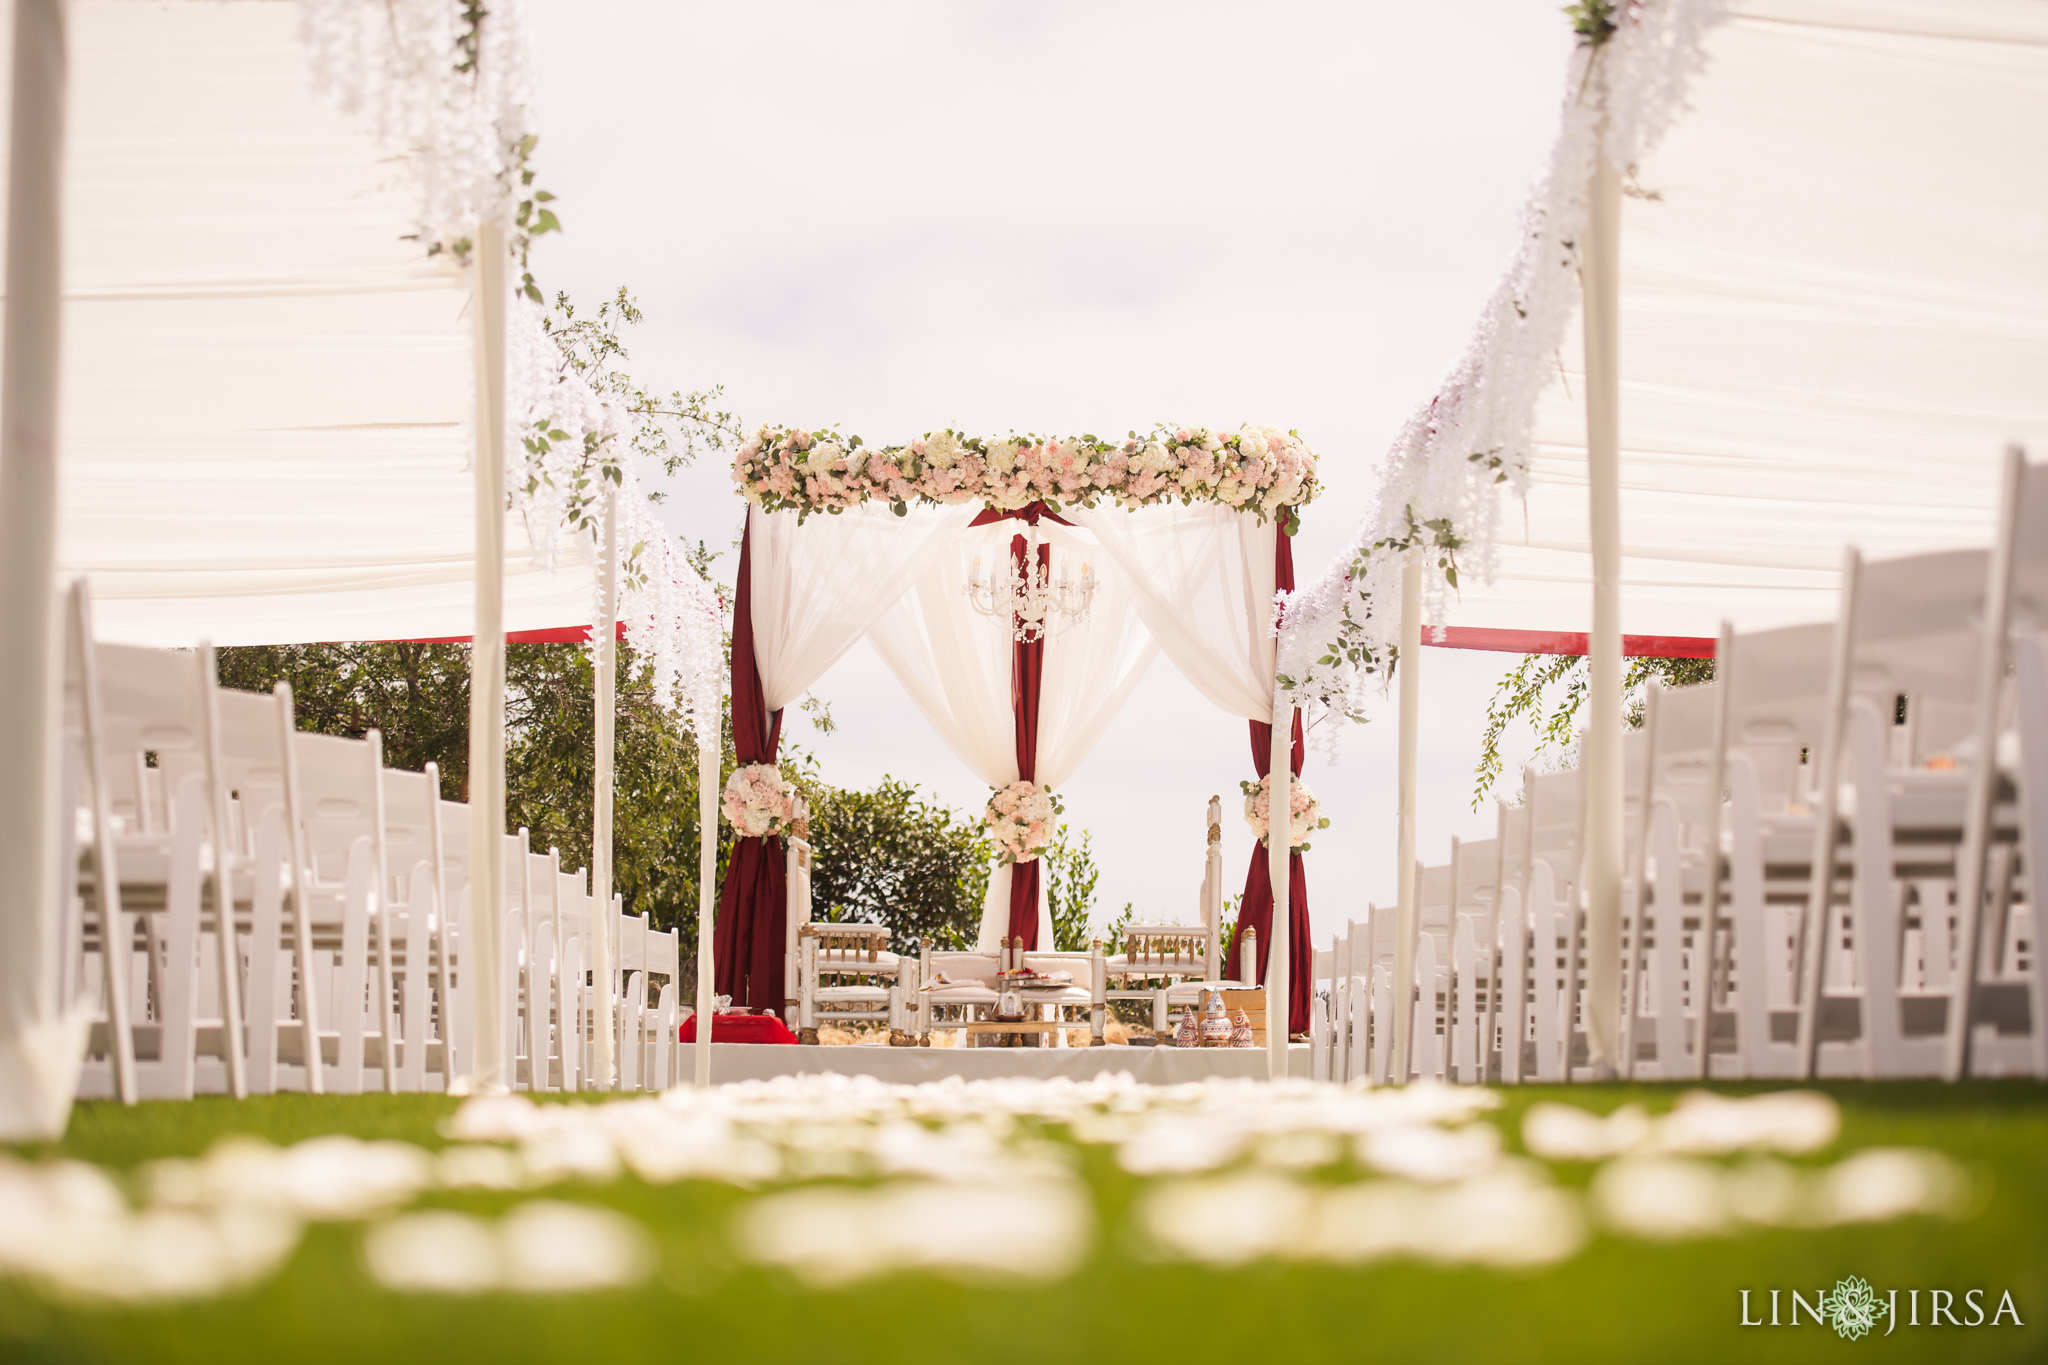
left=969, top=502, right=1062, bottom=949
left=713, top=521, right=787, bottom=1013
left=1223, top=514, right=1312, bottom=1035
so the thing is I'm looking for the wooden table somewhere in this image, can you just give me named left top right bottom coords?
left=964, top=1020, right=1080, bottom=1048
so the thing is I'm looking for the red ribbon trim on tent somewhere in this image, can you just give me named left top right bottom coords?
left=364, top=621, right=632, bottom=646
left=1421, top=626, right=1716, bottom=658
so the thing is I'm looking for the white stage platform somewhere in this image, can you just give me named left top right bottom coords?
left=698, top=1042, right=1314, bottom=1085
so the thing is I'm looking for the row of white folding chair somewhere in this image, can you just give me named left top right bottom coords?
left=75, top=629, right=485, bottom=1100
left=614, top=906, right=680, bottom=1091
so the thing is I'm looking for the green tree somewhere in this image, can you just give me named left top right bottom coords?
left=804, top=777, right=993, bottom=950
left=1473, top=653, right=1715, bottom=807
left=1043, top=824, right=1101, bottom=951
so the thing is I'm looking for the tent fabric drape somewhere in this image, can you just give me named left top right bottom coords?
left=713, top=521, right=787, bottom=1012
left=53, top=1, right=605, bottom=647
left=1418, top=0, right=2048, bottom=641
left=866, top=515, right=1159, bottom=953
left=1222, top=524, right=1312, bottom=1034
left=746, top=502, right=976, bottom=712
left=1005, top=527, right=1048, bottom=946
left=1064, top=503, right=1277, bottom=722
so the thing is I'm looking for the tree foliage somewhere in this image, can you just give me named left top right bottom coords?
left=1472, top=653, right=1715, bottom=807
left=1043, top=825, right=1101, bottom=952
left=804, top=777, right=993, bottom=950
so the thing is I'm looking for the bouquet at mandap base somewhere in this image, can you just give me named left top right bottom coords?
left=985, top=780, right=1060, bottom=866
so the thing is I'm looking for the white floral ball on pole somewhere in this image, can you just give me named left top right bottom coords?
left=986, top=780, right=1061, bottom=866
left=722, top=763, right=798, bottom=840
left=1242, top=774, right=1328, bottom=851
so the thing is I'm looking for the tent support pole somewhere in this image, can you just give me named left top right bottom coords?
left=1580, top=113, right=1626, bottom=1078
left=694, top=738, right=717, bottom=1088
left=590, top=485, right=619, bottom=1090
left=1392, top=557, right=1422, bottom=1086
left=1267, top=687, right=1293, bottom=1080
left=0, top=0, right=73, bottom=1141
left=467, top=221, right=509, bottom=1093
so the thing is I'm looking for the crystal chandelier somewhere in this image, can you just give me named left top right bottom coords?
left=964, top=523, right=1097, bottom=643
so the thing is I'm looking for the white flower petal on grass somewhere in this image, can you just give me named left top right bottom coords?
left=1358, top=1124, right=1500, bottom=1183
left=1592, top=1157, right=1731, bottom=1239
left=363, top=1210, right=501, bottom=1294
left=1257, top=1130, right=1342, bottom=1171
left=520, top=1126, right=623, bottom=1186
left=500, top=1201, right=655, bottom=1292
left=1116, top=1114, right=1246, bottom=1175
left=443, top=1093, right=545, bottom=1143
left=1815, top=1148, right=1963, bottom=1224
left=1522, top=1102, right=1652, bottom=1160
left=147, top=1136, right=432, bottom=1221
left=1649, top=1091, right=1838, bottom=1156
left=1134, top=1172, right=1310, bottom=1265
left=437, top=1144, right=529, bottom=1191
left=736, top=1179, right=1091, bottom=1288
left=365, top=1202, right=654, bottom=1294
left=1306, top=1164, right=1584, bottom=1268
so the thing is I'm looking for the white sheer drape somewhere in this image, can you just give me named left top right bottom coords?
left=748, top=502, right=976, bottom=713
left=868, top=519, right=1159, bottom=950
left=1064, top=503, right=1277, bottom=722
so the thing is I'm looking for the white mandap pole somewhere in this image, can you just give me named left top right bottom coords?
left=589, top=485, right=619, bottom=1089
left=1391, top=557, right=1422, bottom=1085
left=1580, top=68, right=1627, bottom=1077
left=694, top=737, right=717, bottom=1087
left=467, top=221, right=510, bottom=1092
left=0, top=0, right=74, bottom=1141
left=1266, top=687, right=1293, bottom=1080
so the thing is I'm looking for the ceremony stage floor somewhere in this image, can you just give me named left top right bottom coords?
left=698, top=1042, right=1315, bottom=1084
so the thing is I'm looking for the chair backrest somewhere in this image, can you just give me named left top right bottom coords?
left=380, top=767, right=442, bottom=889
left=291, top=730, right=382, bottom=883
left=1852, top=548, right=1988, bottom=708
left=1453, top=838, right=1498, bottom=923
left=94, top=643, right=212, bottom=832
left=1725, top=623, right=1833, bottom=811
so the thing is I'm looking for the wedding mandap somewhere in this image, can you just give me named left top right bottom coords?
left=707, top=423, right=1327, bottom=1058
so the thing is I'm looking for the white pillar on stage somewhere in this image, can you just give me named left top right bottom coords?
left=694, top=738, right=718, bottom=1088
left=590, top=486, right=620, bottom=1090
left=1580, top=92, right=1626, bottom=1077
left=1266, top=686, right=1293, bottom=1081
left=467, top=220, right=510, bottom=1092
left=1391, top=557, right=1421, bottom=1085
left=0, top=0, right=79, bottom=1141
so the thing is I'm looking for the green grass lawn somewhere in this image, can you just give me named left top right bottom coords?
left=4, top=1081, right=2045, bottom=1365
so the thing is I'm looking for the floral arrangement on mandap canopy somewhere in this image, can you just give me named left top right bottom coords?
left=732, top=424, right=1320, bottom=526
left=1241, top=773, right=1329, bottom=851
left=722, top=763, right=799, bottom=839
left=985, top=780, right=1061, bottom=865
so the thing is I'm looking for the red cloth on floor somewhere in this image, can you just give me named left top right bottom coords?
left=679, top=1013, right=800, bottom=1045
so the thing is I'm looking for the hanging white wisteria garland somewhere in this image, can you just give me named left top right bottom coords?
left=296, top=0, right=724, bottom=726
left=1276, top=0, right=1726, bottom=725
left=297, top=0, right=539, bottom=262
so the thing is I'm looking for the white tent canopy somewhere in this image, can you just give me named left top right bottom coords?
left=26, top=0, right=598, bottom=647
left=1443, top=0, right=2048, bottom=640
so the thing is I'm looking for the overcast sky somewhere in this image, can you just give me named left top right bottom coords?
left=524, top=1, right=1575, bottom=942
